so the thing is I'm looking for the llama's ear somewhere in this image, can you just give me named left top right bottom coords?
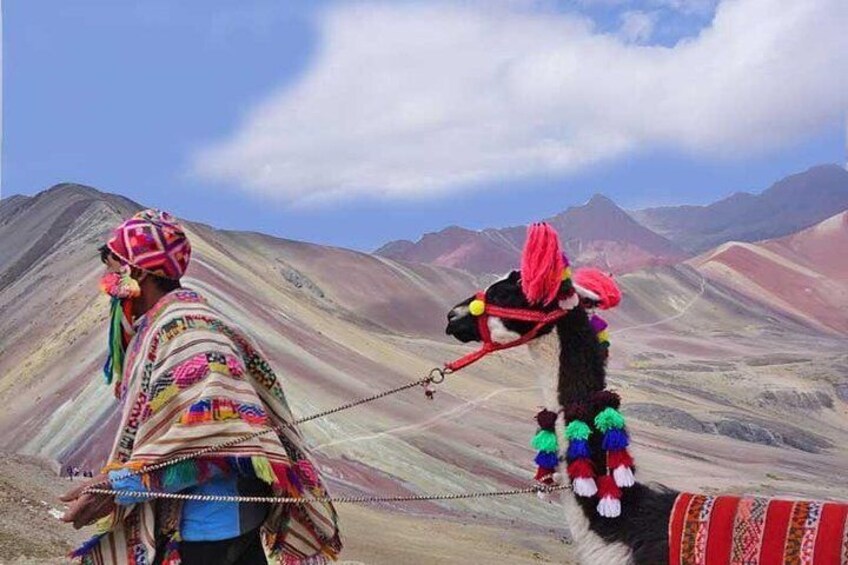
left=507, top=270, right=520, bottom=283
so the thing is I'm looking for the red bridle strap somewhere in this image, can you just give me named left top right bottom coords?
left=445, top=293, right=571, bottom=373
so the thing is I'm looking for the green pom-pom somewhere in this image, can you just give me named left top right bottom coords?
left=531, top=430, right=558, bottom=452
left=594, top=407, right=626, bottom=433
left=565, top=420, right=592, bottom=441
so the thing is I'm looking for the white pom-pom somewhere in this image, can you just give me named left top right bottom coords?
left=552, top=472, right=565, bottom=485
left=597, top=496, right=621, bottom=518
left=613, top=465, right=635, bottom=488
left=572, top=477, right=598, bottom=497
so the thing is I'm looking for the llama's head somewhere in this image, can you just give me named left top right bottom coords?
left=446, top=223, right=610, bottom=346
left=445, top=222, right=621, bottom=391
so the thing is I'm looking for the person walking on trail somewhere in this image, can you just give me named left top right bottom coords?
left=60, top=209, right=342, bottom=565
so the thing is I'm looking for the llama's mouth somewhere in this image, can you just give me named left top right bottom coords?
left=445, top=311, right=479, bottom=343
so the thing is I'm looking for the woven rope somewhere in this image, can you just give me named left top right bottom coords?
left=84, top=484, right=570, bottom=504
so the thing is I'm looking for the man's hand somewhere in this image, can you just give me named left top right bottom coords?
left=60, top=473, right=115, bottom=529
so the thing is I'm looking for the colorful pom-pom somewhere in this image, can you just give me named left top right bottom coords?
left=469, top=299, right=486, bottom=316
left=613, top=465, right=635, bottom=488
left=534, top=451, right=559, bottom=468
left=574, top=477, right=598, bottom=497
left=535, top=409, right=558, bottom=431
left=535, top=466, right=556, bottom=481
left=607, top=449, right=633, bottom=469
left=594, top=407, right=626, bottom=433
left=596, top=475, right=622, bottom=517
left=568, top=453, right=597, bottom=498
left=602, top=428, right=629, bottom=451
left=591, top=390, right=621, bottom=410
left=589, top=314, right=608, bottom=334
left=531, top=430, right=558, bottom=452
left=566, top=439, right=591, bottom=460
left=566, top=458, right=595, bottom=479
left=565, top=420, right=592, bottom=441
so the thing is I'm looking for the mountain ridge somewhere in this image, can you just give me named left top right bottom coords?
left=634, top=164, right=848, bottom=252
left=375, top=164, right=848, bottom=275
left=376, top=193, right=686, bottom=275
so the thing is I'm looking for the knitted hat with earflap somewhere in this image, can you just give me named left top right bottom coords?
left=106, top=209, right=191, bottom=279
left=100, top=209, right=191, bottom=396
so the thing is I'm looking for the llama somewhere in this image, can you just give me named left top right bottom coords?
left=444, top=223, right=848, bottom=565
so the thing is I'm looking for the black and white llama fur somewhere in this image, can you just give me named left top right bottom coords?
left=446, top=270, right=678, bottom=565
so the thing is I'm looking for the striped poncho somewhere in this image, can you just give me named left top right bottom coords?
left=74, top=289, right=342, bottom=564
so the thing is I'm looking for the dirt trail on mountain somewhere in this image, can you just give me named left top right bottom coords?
left=0, top=454, right=574, bottom=565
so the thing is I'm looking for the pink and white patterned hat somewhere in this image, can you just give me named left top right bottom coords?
left=106, top=209, right=191, bottom=280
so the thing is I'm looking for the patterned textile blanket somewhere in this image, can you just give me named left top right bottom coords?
left=669, top=493, right=848, bottom=564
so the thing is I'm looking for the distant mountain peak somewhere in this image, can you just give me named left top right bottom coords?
left=585, top=193, right=618, bottom=207
left=376, top=192, right=685, bottom=275
left=634, top=163, right=848, bottom=252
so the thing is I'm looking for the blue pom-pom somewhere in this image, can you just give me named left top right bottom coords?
left=566, top=439, right=592, bottom=460
left=602, top=428, right=629, bottom=451
left=534, top=451, right=559, bottom=468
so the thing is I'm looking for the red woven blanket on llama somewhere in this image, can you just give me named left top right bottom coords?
left=669, top=493, right=848, bottom=564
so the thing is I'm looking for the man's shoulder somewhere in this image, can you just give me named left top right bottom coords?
left=148, top=289, right=253, bottom=345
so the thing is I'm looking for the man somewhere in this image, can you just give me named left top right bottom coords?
left=61, top=209, right=342, bottom=565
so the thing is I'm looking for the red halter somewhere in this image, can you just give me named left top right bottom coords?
left=445, top=291, right=571, bottom=373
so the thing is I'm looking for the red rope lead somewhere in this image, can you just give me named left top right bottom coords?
left=444, top=301, right=571, bottom=372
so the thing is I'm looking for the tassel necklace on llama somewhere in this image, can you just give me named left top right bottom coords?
left=100, top=265, right=141, bottom=396
left=532, top=318, right=636, bottom=518
left=518, top=223, right=633, bottom=517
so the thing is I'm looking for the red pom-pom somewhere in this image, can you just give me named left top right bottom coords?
left=597, top=474, right=622, bottom=499
left=535, top=466, right=556, bottom=481
left=521, top=223, right=565, bottom=306
left=566, top=458, right=595, bottom=479
left=607, top=449, right=634, bottom=469
left=573, top=268, right=622, bottom=310
left=535, top=409, right=558, bottom=430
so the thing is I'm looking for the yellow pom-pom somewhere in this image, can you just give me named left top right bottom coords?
left=596, top=330, right=610, bottom=343
left=561, top=267, right=572, bottom=281
left=469, top=299, right=486, bottom=316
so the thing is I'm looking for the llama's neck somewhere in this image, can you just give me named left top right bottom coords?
left=528, top=325, right=634, bottom=564
left=555, top=313, right=607, bottom=405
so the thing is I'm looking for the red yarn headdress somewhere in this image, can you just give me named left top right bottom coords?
left=520, top=223, right=565, bottom=306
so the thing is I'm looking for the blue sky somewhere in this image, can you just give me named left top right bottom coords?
left=3, top=0, right=845, bottom=250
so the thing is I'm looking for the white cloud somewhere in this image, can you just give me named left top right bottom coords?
left=619, top=10, right=658, bottom=43
left=192, top=0, right=848, bottom=205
